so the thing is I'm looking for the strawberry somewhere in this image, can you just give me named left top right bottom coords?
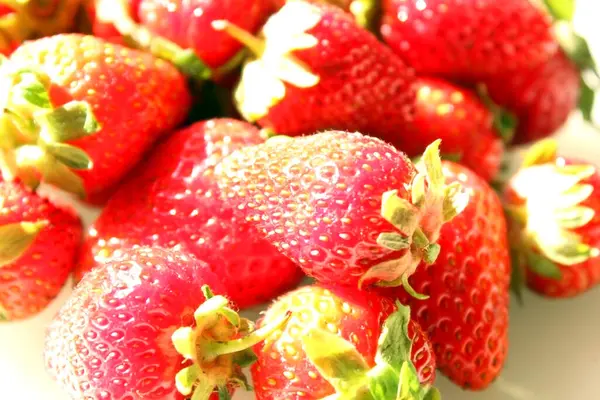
left=0, top=34, right=190, bottom=201
left=398, top=77, right=503, bottom=182
left=76, top=119, right=303, bottom=309
left=213, top=1, right=416, bottom=143
left=381, top=161, right=510, bottom=390
left=45, top=246, right=290, bottom=399
left=380, top=0, right=558, bottom=81
left=485, top=51, right=580, bottom=144
left=216, top=131, right=467, bottom=296
left=504, top=139, right=600, bottom=298
left=0, top=176, right=81, bottom=321
left=0, top=0, right=82, bottom=55
left=252, top=284, right=439, bottom=399
left=91, top=0, right=272, bottom=78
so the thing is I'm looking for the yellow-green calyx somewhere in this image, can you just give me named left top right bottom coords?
left=0, top=59, right=101, bottom=197
left=359, top=140, right=469, bottom=298
left=506, top=139, right=599, bottom=282
left=212, top=1, right=321, bottom=122
left=302, top=303, right=440, bottom=400
left=0, top=219, right=48, bottom=267
left=171, top=285, right=291, bottom=400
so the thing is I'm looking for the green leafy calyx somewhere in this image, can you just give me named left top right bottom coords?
left=0, top=220, right=48, bottom=267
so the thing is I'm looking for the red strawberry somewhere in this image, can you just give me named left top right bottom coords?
left=0, top=0, right=82, bottom=55
left=380, top=0, right=557, bottom=81
left=252, top=284, right=438, bottom=399
left=91, top=0, right=272, bottom=77
left=216, top=131, right=467, bottom=296
left=397, top=77, right=503, bottom=182
left=76, top=119, right=303, bottom=309
left=485, top=51, right=580, bottom=144
left=1, top=34, right=190, bottom=201
left=0, top=176, right=81, bottom=321
left=382, top=161, right=510, bottom=390
left=213, top=1, right=416, bottom=144
left=45, top=246, right=289, bottom=399
left=504, top=140, right=600, bottom=298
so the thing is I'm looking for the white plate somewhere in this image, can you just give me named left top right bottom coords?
left=1, top=1, right=600, bottom=398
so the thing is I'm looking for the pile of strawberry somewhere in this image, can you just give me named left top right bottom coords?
left=1, top=0, right=599, bottom=399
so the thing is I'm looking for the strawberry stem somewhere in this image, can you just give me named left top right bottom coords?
left=211, top=20, right=265, bottom=57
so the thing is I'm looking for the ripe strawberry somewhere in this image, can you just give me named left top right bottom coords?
left=1, top=34, right=190, bottom=201
left=380, top=0, right=557, bottom=81
left=45, top=246, right=289, bottom=399
left=504, top=140, right=600, bottom=298
left=382, top=161, right=510, bottom=390
left=0, top=0, right=82, bottom=55
left=213, top=1, right=416, bottom=143
left=0, top=176, right=81, bottom=321
left=398, top=77, right=503, bottom=182
left=216, top=131, right=467, bottom=296
left=252, top=284, right=439, bottom=399
left=485, top=51, right=580, bottom=144
left=76, top=119, right=302, bottom=309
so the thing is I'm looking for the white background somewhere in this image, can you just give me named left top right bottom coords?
left=1, top=1, right=600, bottom=399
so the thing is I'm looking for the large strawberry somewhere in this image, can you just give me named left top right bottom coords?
left=213, top=1, right=416, bottom=143
left=45, top=246, right=289, bottom=399
left=0, top=0, right=82, bottom=55
left=382, top=161, right=510, bottom=390
left=252, top=284, right=439, bottom=399
left=90, top=0, right=272, bottom=78
left=485, top=51, right=580, bottom=144
left=504, top=139, right=600, bottom=298
left=380, top=0, right=557, bottom=81
left=76, top=119, right=303, bottom=309
left=216, top=131, right=467, bottom=296
left=0, top=34, right=190, bottom=201
left=398, top=77, right=504, bottom=182
left=0, top=176, right=81, bottom=321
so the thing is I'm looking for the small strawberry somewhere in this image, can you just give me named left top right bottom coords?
left=380, top=0, right=557, bottom=81
left=0, top=0, right=82, bottom=55
left=0, top=176, right=81, bottom=321
left=216, top=131, right=467, bottom=296
left=485, top=51, right=580, bottom=144
left=213, top=1, right=416, bottom=143
left=76, top=119, right=303, bottom=309
left=0, top=34, right=190, bottom=201
left=252, top=284, right=438, bottom=399
left=382, top=161, right=510, bottom=390
left=504, top=139, right=600, bottom=298
left=91, top=0, right=272, bottom=78
left=45, top=246, right=290, bottom=399
left=398, top=77, right=503, bottom=182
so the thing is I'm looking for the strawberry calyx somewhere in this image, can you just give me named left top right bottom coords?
left=505, top=139, right=600, bottom=288
left=302, top=303, right=440, bottom=400
left=0, top=218, right=48, bottom=267
left=171, top=285, right=291, bottom=400
left=212, top=1, right=321, bottom=122
left=359, top=140, right=469, bottom=298
left=0, top=60, right=101, bottom=197
left=348, top=0, right=379, bottom=30
left=95, top=0, right=213, bottom=80
left=0, top=302, right=8, bottom=321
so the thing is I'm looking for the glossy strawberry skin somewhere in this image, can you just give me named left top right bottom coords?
left=397, top=77, right=503, bottom=181
left=216, top=131, right=417, bottom=288
left=136, top=0, right=272, bottom=68
left=505, top=158, right=600, bottom=297
left=252, top=285, right=436, bottom=399
left=45, top=247, right=227, bottom=400
left=254, top=2, right=416, bottom=143
left=382, top=162, right=510, bottom=390
left=381, top=0, right=557, bottom=81
left=486, top=51, right=580, bottom=144
left=0, top=178, right=81, bottom=321
left=76, top=119, right=302, bottom=309
left=9, top=34, right=191, bottom=200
